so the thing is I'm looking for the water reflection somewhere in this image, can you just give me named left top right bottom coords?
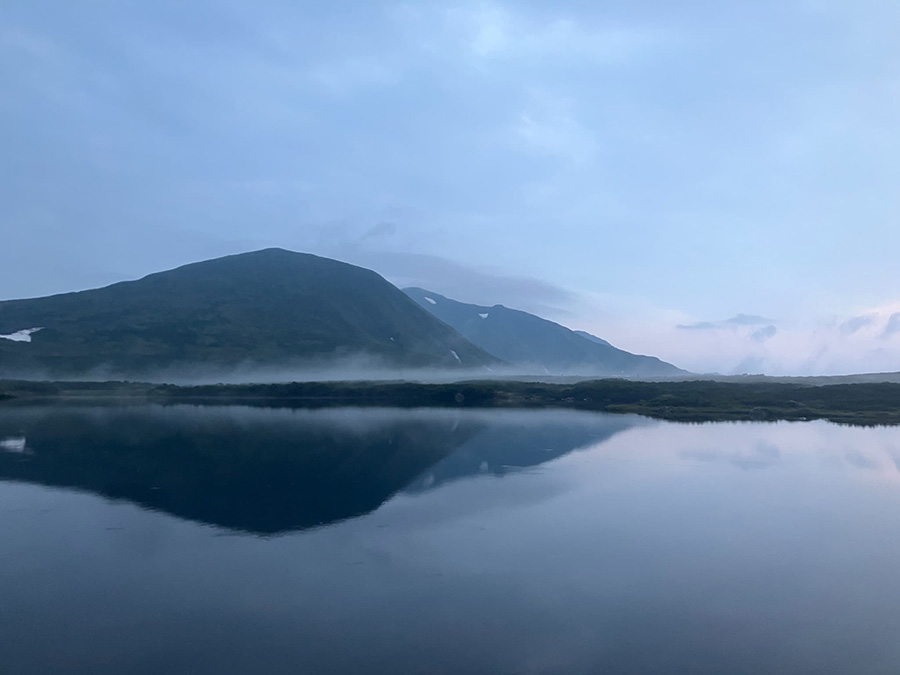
left=407, top=412, right=641, bottom=491
left=4, top=407, right=900, bottom=674
left=0, top=405, right=640, bottom=534
left=681, top=440, right=782, bottom=470
left=0, top=435, right=28, bottom=454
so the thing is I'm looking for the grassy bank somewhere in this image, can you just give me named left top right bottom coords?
left=1, top=378, right=899, bottom=426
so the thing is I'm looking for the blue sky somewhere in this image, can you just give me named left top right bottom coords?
left=2, top=0, right=899, bottom=374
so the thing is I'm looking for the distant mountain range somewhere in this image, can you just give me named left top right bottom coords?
left=404, top=288, right=684, bottom=377
left=0, top=248, right=683, bottom=379
left=0, top=249, right=497, bottom=377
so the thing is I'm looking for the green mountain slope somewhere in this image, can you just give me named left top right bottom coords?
left=404, top=287, right=685, bottom=377
left=0, top=249, right=498, bottom=377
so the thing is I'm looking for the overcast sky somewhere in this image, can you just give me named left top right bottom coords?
left=2, top=0, right=899, bottom=375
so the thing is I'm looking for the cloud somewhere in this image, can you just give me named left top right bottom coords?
left=510, top=91, right=596, bottom=163
left=460, top=3, right=511, bottom=56
left=840, top=314, right=877, bottom=335
left=442, top=2, right=666, bottom=65
left=751, top=325, right=778, bottom=343
left=676, top=321, right=717, bottom=331
left=883, top=312, right=900, bottom=339
left=612, top=300, right=900, bottom=376
left=726, top=314, right=775, bottom=326
left=334, top=248, right=579, bottom=319
left=359, top=221, right=398, bottom=242
left=677, top=314, right=775, bottom=331
left=682, top=441, right=782, bottom=470
left=843, top=448, right=880, bottom=471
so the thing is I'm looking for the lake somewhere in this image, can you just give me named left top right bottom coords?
left=2, top=405, right=900, bottom=674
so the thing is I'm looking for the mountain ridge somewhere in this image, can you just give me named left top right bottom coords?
left=0, top=248, right=498, bottom=377
left=403, top=287, right=684, bottom=377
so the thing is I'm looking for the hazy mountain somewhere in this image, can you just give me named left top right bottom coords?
left=573, top=330, right=612, bottom=347
left=404, top=288, right=685, bottom=377
left=0, top=249, right=498, bottom=377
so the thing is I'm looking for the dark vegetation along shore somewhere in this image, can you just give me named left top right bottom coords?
left=2, top=378, right=900, bottom=426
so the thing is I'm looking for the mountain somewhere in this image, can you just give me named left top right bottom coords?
left=403, top=288, right=685, bottom=377
left=0, top=249, right=498, bottom=377
left=573, top=330, right=612, bottom=347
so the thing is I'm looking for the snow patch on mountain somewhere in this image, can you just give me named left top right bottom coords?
left=0, top=328, right=43, bottom=343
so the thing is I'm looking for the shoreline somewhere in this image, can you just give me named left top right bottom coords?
left=2, top=378, right=900, bottom=426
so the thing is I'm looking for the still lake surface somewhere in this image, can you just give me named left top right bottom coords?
left=2, top=404, right=900, bottom=674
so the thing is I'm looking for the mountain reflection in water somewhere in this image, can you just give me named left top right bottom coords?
left=0, top=405, right=642, bottom=534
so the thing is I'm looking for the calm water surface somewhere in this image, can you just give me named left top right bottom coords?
left=2, top=405, right=900, bottom=674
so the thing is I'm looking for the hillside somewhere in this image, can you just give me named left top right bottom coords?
left=0, top=249, right=498, bottom=377
left=404, top=288, right=684, bottom=377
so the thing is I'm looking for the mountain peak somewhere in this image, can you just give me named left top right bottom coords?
left=0, top=252, right=498, bottom=377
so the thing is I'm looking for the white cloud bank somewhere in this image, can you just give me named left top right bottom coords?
left=579, top=300, right=900, bottom=376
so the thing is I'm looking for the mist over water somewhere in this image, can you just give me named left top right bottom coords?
left=3, top=405, right=900, bottom=674
left=0, top=352, right=679, bottom=385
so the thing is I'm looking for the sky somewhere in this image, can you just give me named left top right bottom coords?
left=1, top=0, right=899, bottom=375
